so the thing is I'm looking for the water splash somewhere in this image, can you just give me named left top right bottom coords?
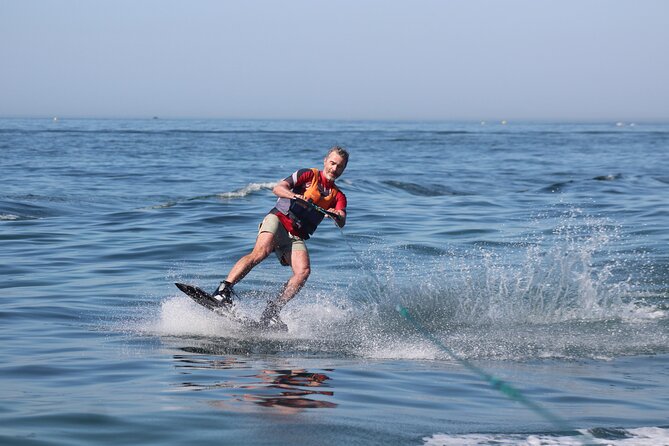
left=397, top=210, right=654, bottom=327
left=138, top=209, right=667, bottom=361
left=332, top=210, right=667, bottom=360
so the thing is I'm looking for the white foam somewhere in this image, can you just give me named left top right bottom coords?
left=217, top=182, right=275, bottom=199
left=625, top=305, right=667, bottom=322
left=284, top=297, right=353, bottom=333
left=0, top=213, right=20, bottom=220
left=149, top=296, right=241, bottom=337
left=132, top=215, right=667, bottom=360
left=142, top=182, right=276, bottom=210
left=423, top=427, right=669, bottom=446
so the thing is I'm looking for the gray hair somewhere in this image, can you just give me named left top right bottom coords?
left=326, top=145, right=349, bottom=167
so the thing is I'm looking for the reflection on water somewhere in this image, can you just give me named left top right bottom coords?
left=172, top=352, right=337, bottom=413
left=241, top=369, right=336, bottom=411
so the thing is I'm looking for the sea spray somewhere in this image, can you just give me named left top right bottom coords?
left=329, top=209, right=666, bottom=360
left=139, top=209, right=666, bottom=360
left=400, top=210, right=641, bottom=327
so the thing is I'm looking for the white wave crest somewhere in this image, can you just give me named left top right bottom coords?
left=217, top=182, right=276, bottom=199
left=424, top=426, right=669, bottom=446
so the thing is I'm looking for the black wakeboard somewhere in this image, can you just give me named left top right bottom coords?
left=174, top=282, right=286, bottom=332
left=175, top=282, right=222, bottom=312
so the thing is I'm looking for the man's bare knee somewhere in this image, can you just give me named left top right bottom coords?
left=248, top=247, right=272, bottom=265
left=248, top=232, right=275, bottom=263
left=293, top=266, right=310, bottom=283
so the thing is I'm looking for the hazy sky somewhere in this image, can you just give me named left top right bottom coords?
left=1, top=0, right=667, bottom=121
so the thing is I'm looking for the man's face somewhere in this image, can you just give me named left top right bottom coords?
left=323, top=153, right=347, bottom=181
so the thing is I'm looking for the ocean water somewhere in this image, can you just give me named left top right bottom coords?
left=1, top=118, right=668, bottom=445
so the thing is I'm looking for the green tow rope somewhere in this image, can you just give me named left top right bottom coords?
left=396, top=305, right=599, bottom=445
left=308, top=196, right=597, bottom=443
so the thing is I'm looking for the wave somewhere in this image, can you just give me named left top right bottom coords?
left=539, top=180, right=575, bottom=193
left=593, top=173, right=623, bottom=181
left=382, top=180, right=464, bottom=196
left=0, top=199, right=57, bottom=221
left=538, top=174, right=625, bottom=193
left=145, top=182, right=275, bottom=210
left=423, top=426, right=669, bottom=446
left=216, top=182, right=276, bottom=199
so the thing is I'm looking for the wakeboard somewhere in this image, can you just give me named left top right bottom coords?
left=174, top=282, right=287, bottom=332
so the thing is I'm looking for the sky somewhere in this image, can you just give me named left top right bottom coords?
left=1, top=0, right=668, bottom=121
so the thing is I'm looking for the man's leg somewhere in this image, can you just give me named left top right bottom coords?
left=225, top=231, right=276, bottom=285
left=277, top=249, right=311, bottom=305
left=260, top=248, right=310, bottom=327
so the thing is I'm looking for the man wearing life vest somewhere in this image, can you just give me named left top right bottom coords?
left=208, top=146, right=349, bottom=330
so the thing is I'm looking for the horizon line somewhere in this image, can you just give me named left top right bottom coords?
left=1, top=115, right=668, bottom=125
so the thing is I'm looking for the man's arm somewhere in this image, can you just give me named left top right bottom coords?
left=273, top=180, right=304, bottom=200
left=328, top=191, right=347, bottom=228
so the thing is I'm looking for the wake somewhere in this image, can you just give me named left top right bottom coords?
left=143, top=182, right=276, bottom=210
left=126, top=208, right=667, bottom=361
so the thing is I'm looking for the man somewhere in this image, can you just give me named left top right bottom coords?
left=208, top=146, right=349, bottom=330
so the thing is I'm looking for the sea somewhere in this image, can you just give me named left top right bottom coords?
left=1, top=118, right=668, bottom=446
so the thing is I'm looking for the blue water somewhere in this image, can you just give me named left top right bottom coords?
left=1, top=118, right=668, bottom=445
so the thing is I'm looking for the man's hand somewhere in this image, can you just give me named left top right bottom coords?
left=328, top=209, right=346, bottom=228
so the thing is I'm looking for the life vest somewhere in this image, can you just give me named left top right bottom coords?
left=303, top=168, right=339, bottom=209
left=287, top=168, right=339, bottom=237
